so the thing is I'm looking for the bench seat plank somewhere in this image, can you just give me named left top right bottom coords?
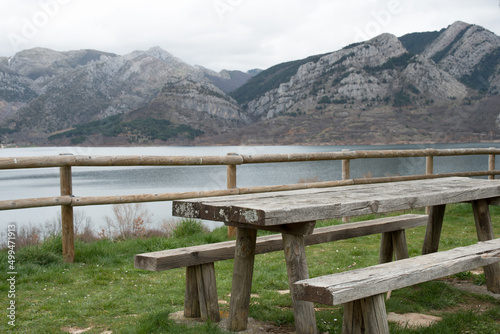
left=135, top=214, right=427, bottom=271
left=294, top=239, right=500, bottom=306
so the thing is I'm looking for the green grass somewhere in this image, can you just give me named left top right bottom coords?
left=1, top=204, right=500, bottom=333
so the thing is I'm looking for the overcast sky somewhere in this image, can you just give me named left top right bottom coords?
left=1, top=0, right=500, bottom=72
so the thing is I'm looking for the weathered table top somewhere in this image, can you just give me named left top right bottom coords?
left=172, top=177, right=500, bottom=226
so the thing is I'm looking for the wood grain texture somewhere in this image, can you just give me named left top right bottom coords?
left=3, top=148, right=500, bottom=169
left=472, top=199, right=500, bottom=293
left=135, top=214, right=427, bottom=271
left=3, top=175, right=500, bottom=211
left=392, top=229, right=409, bottom=260
left=227, top=154, right=238, bottom=239
left=282, top=233, right=317, bottom=334
left=195, top=263, right=220, bottom=322
left=342, top=300, right=364, bottom=334
left=226, top=221, right=316, bottom=235
left=184, top=266, right=200, bottom=318
left=360, top=294, right=390, bottom=334
left=60, top=166, right=74, bottom=263
left=228, top=227, right=257, bottom=331
left=422, top=204, right=446, bottom=255
left=342, top=295, right=390, bottom=334
left=378, top=229, right=411, bottom=264
left=489, top=154, right=496, bottom=180
left=294, top=239, right=500, bottom=306
left=195, top=265, right=208, bottom=321
left=378, top=232, right=394, bottom=264
left=173, top=177, right=500, bottom=226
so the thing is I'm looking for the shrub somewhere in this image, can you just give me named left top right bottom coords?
left=318, top=95, right=331, bottom=104
left=16, top=236, right=63, bottom=265
left=393, top=89, right=412, bottom=107
left=172, top=218, right=206, bottom=238
left=17, top=247, right=62, bottom=265
left=104, top=203, right=152, bottom=240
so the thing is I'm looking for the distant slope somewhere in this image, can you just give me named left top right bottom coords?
left=0, top=47, right=247, bottom=144
left=398, top=30, right=442, bottom=54
left=203, top=70, right=254, bottom=93
left=230, top=53, right=328, bottom=106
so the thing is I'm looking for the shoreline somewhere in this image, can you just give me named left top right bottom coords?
left=3, top=139, right=500, bottom=149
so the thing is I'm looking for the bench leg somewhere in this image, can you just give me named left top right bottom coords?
left=360, top=294, right=390, bottom=334
left=228, top=227, right=257, bottom=331
left=184, top=264, right=220, bottom=322
left=472, top=199, right=500, bottom=293
left=343, top=300, right=364, bottom=333
left=342, top=294, right=389, bottom=334
left=196, top=263, right=220, bottom=322
left=282, top=233, right=318, bottom=334
left=422, top=204, right=446, bottom=255
left=184, top=266, right=200, bottom=318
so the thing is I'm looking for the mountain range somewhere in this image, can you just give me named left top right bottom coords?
left=1, top=20, right=499, bottom=146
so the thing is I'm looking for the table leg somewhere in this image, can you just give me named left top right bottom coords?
left=472, top=199, right=500, bottom=293
left=228, top=227, right=257, bottom=331
left=379, top=232, right=394, bottom=263
left=282, top=233, right=318, bottom=334
left=391, top=229, right=410, bottom=260
left=422, top=204, right=446, bottom=255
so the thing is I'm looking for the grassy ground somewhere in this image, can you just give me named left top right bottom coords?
left=1, top=204, right=500, bottom=333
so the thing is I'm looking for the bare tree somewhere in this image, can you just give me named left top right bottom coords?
left=104, top=203, right=152, bottom=239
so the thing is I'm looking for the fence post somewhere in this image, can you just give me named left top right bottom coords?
left=426, top=150, right=434, bottom=215
left=342, top=149, right=350, bottom=223
left=227, top=153, right=238, bottom=238
left=489, top=147, right=495, bottom=180
left=59, top=154, right=74, bottom=263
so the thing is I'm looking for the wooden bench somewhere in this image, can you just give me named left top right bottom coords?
left=134, top=214, right=427, bottom=322
left=294, top=238, right=500, bottom=334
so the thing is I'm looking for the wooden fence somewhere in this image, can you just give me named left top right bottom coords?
left=1, top=148, right=499, bottom=262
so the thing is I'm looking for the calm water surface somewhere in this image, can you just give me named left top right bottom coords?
left=1, top=143, right=499, bottom=233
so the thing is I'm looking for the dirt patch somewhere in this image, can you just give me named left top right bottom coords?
left=61, top=327, right=93, bottom=334
left=444, top=277, right=500, bottom=301
left=169, top=311, right=295, bottom=334
left=62, top=327, right=112, bottom=334
left=387, top=312, right=442, bottom=328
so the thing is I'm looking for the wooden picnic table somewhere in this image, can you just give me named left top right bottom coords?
left=172, top=177, right=500, bottom=334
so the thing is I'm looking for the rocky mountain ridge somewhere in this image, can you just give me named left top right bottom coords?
left=217, top=21, right=500, bottom=145
left=234, top=21, right=500, bottom=123
left=241, top=33, right=469, bottom=120
left=0, top=46, right=254, bottom=143
left=1, top=21, right=500, bottom=146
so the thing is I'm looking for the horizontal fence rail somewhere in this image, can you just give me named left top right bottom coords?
left=2, top=148, right=500, bottom=169
left=0, top=154, right=245, bottom=169
left=2, top=170, right=500, bottom=211
left=1, top=147, right=499, bottom=262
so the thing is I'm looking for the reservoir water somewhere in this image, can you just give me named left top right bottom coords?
left=1, top=142, right=499, bottom=234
